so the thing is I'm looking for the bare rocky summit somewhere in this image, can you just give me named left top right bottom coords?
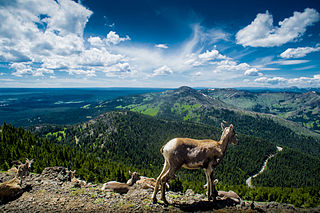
left=0, top=167, right=318, bottom=212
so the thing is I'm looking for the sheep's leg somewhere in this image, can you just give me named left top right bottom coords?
left=152, top=161, right=169, bottom=203
left=160, top=166, right=177, bottom=204
left=204, top=168, right=210, bottom=198
left=205, top=168, right=212, bottom=201
left=209, top=168, right=218, bottom=201
left=206, top=165, right=215, bottom=201
left=209, top=171, right=217, bottom=201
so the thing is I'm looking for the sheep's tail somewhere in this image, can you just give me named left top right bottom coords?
left=160, top=146, right=164, bottom=154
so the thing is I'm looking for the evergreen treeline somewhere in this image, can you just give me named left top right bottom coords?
left=158, top=104, right=320, bottom=158
left=98, top=86, right=320, bottom=157
left=33, top=111, right=320, bottom=189
left=254, top=148, right=320, bottom=187
left=0, top=122, right=132, bottom=183
left=2, top=112, right=320, bottom=207
left=35, top=111, right=276, bottom=181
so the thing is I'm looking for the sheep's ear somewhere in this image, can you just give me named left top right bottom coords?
left=30, top=159, right=34, bottom=164
left=129, top=170, right=132, bottom=175
left=221, top=122, right=225, bottom=131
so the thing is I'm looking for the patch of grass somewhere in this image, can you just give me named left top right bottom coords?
left=121, top=202, right=135, bottom=209
left=144, top=205, right=151, bottom=211
left=168, top=194, right=181, bottom=199
left=116, top=104, right=138, bottom=109
left=46, top=128, right=67, bottom=140
left=69, top=188, right=85, bottom=197
left=81, top=104, right=91, bottom=109
left=93, top=198, right=103, bottom=204
left=131, top=104, right=160, bottom=116
left=171, top=103, right=201, bottom=121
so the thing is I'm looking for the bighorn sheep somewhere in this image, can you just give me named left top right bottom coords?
left=10, top=159, right=34, bottom=184
left=7, top=167, right=18, bottom=176
left=0, top=177, right=23, bottom=201
left=152, top=121, right=237, bottom=204
left=70, top=170, right=86, bottom=187
left=101, top=181, right=130, bottom=194
left=217, top=190, right=242, bottom=204
left=127, top=171, right=169, bottom=190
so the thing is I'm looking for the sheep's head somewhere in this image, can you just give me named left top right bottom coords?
left=221, top=121, right=237, bottom=145
left=128, top=171, right=141, bottom=186
left=228, top=124, right=238, bottom=145
left=70, top=170, right=76, bottom=178
left=26, top=158, right=34, bottom=169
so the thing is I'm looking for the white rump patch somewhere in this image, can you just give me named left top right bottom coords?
left=163, top=138, right=178, bottom=153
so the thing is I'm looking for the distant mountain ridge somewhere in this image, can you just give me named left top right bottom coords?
left=202, top=88, right=320, bottom=133
left=94, top=86, right=320, bottom=157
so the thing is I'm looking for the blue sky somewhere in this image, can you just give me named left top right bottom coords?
left=0, top=0, right=319, bottom=88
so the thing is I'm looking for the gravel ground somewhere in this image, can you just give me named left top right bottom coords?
left=0, top=169, right=319, bottom=212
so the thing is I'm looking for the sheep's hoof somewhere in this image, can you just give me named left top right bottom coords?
left=208, top=195, right=216, bottom=202
left=160, top=197, right=169, bottom=205
left=152, top=197, right=157, bottom=204
left=162, top=199, right=169, bottom=206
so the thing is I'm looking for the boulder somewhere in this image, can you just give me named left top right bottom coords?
left=41, top=167, right=71, bottom=182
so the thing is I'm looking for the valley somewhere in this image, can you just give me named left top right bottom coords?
left=202, top=88, right=320, bottom=134
left=1, top=86, right=320, bottom=208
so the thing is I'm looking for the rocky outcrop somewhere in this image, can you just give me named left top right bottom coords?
left=41, top=167, right=72, bottom=182
left=0, top=167, right=317, bottom=212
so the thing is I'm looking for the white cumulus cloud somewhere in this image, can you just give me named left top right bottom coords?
left=236, top=8, right=320, bottom=47
left=198, top=48, right=228, bottom=61
left=280, top=45, right=320, bottom=58
left=0, top=0, right=133, bottom=79
left=155, top=44, right=168, bottom=49
left=105, top=31, right=130, bottom=45
left=244, top=68, right=262, bottom=76
left=255, top=74, right=320, bottom=87
left=151, top=65, right=173, bottom=77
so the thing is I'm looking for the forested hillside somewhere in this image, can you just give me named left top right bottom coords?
left=0, top=122, right=133, bottom=183
left=202, top=88, right=320, bottom=133
left=2, top=111, right=320, bottom=207
left=33, top=111, right=320, bottom=190
left=93, top=86, right=320, bottom=157
left=2, top=87, right=320, bottom=207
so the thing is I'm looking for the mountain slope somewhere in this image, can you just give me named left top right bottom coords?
left=34, top=111, right=320, bottom=191
left=95, top=86, right=320, bottom=158
left=2, top=116, right=320, bottom=207
left=0, top=123, right=133, bottom=183
left=202, top=88, right=320, bottom=133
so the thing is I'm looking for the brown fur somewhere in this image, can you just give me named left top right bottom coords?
left=217, top=190, right=242, bottom=204
left=0, top=177, right=23, bottom=200
left=152, top=121, right=237, bottom=204
left=7, top=167, right=18, bottom=176
left=101, top=181, right=130, bottom=194
left=127, top=171, right=168, bottom=189
left=12, top=159, right=34, bottom=185
left=70, top=170, right=86, bottom=187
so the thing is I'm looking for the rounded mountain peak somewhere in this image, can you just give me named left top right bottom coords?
left=176, top=86, right=196, bottom=93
